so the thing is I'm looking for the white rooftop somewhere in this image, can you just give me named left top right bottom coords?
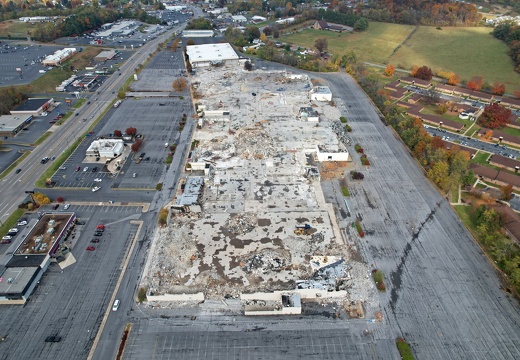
left=186, top=43, right=239, bottom=64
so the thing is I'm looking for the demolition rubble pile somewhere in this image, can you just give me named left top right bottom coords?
left=233, top=127, right=282, bottom=160
left=223, top=213, right=257, bottom=235
left=142, top=63, right=380, bottom=312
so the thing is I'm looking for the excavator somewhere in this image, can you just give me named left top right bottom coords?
left=294, top=224, right=312, bottom=236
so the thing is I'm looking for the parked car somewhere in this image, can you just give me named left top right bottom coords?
left=59, top=166, right=67, bottom=170
left=17, top=220, right=27, bottom=226
left=92, top=186, right=101, bottom=192
left=1, top=239, right=11, bottom=244
left=93, top=231, right=103, bottom=236
left=53, top=204, right=59, bottom=210
left=91, top=238, right=100, bottom=243
left=8, top=228, right=18, bottom=233
left=63, top=204, right=70, bottom=210
left=94, top=178, right=102, bottom=182
left=2, top=235, right=12, bottom=241
left=86, top=246, right=96, bottom=251
left=75, top=166, right=81, bottom=172
left=92, top=167, right=98, bottom=172
left=96, top=224, right=105, bottom=229
left=83, top=167, right=89, bottom=172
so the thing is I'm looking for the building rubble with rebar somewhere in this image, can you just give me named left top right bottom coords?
left=142, top=64, right=377, bottom=316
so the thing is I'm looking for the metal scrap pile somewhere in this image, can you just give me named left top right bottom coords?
left=331, top=121, right=351, bottom=147
left=242, top=249, right=291, bottom=274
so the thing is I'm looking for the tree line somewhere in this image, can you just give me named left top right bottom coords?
left=0, top=86, right=27, bottom=115
left=360, top=0, right=481, bottom=26
left=491, top=22, right=520, bottom=74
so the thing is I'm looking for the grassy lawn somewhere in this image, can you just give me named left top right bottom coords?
left=499, top=125, right=520, bottom=138
left=453, top=205, right=478, bottom=234
left=0, top=151, right=30, bottom=179
left=419, top=104, right=473, bottom=128
left=281, top=22, right=416, bottom=64
left=0, top=20, right=39, bottom=38
left=471, top=151, right=490, bottom=165
left=0, top=208, right=25, bottom=236
left=32, top=131, right=52, bottom=146
left=389, top=26, right=520, bottom=90
left=281, top=22, right=520, bottom=90
left=465, top=124, right=480, bottom=137
left=28, top=46, right=101, bottom=93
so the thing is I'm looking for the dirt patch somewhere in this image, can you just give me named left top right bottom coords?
left=319, top=161, right=350, bottom=180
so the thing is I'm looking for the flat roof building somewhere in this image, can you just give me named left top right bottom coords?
left=10, top=98, right=53, bottom=116
left=86, top=139, right=124, bottom=158
left=186, top=43, right=239, bottom=68
left=310, top=86, right=332, bottom=102
left=94, top=49, right=117, bottom=62
left=0, top=114, right=33, bottom=137
left=42, top=48, right=77, bottom=66
left=0, top=213, right=75, bottom=304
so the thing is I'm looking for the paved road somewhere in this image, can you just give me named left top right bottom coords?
left=0, top=24, right=184, bottom=225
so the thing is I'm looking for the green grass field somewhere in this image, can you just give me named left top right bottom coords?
left=0, top=20, right=38, bottom=38
left=389, top=26, right=520, bottom=89
left=281, top=22, right=416, bottom=64
left=281, top=22, right=520, bottom=90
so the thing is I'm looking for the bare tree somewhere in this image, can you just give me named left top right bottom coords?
left=173, top=78, right=188, bottom=92
left=315, top=37, right=328, bottom=53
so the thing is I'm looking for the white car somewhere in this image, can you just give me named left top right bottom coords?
left=17, top=221, right=27, bottom=226
left=92, top=186, right=101, bottom=192
left=8, top=228, right=19, bottom=233
left=2, top=235, right=12, bottom=240
left=83, top=167, right=89, bottom=172
left=63, top=204, right=70, bottom=210
left=94, top=178, right=102, bottom=182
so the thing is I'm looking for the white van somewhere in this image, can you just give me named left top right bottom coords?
left=112, top=299, right=120, bottom=311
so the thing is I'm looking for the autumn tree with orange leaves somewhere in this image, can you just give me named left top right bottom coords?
left=466, top=76, right=484, bottom=91
left=384, top=64, right=395, bottom=77
left=492, top=82, right=506, bottom=96
left=447, top=73, right=460, bottom=85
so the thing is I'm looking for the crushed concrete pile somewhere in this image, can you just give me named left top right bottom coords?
left=233, top=127, right=281, bottom=159
left=223, top=213, right=257, bottom=235
left=145, top=215, right=199, bottom=296
left=196, top=136, right=236, bottom=162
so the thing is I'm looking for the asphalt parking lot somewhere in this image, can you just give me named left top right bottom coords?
left=50, top=97, right=189, bottom=190
left=0, top=205, right=142, bottom=360
left=0, top=42, right=64, bottom=86
left=131, top=48, right=186, bottom=92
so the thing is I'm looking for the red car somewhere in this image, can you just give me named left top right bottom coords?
left=91, top=239, right=100, bottom=243
left=1, top=239, right=11, bottom=244
left=86, top=246, right=96, bottom=251
left=96, top=224, right=105, bottom=230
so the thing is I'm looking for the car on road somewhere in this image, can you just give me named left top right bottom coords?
left=91, top=238, right=100, bottom=243
left=94, top=178, right=102, bottom=182
left=15, top=168, right=21, bottom=174
left=41, top=157, right=50, bottom=164
left=2, top=235, right=12, bottom=241
left=63, top=204, right=70, bottom=210
left=93, top=231, right=103, bottom=236
left=17, top=220, right=27, bottom=226
left=112, top=299, right=120, bottom=311
left=92, top=186, right=101, bottom=192
left=45, top=336, right=61, bottom=343
left=86, top=246, right=96, bottom=251
left=83, top=167, right=89, bottom=172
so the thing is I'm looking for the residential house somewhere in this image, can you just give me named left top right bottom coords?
left=399, top=76, right=431, bottom=88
